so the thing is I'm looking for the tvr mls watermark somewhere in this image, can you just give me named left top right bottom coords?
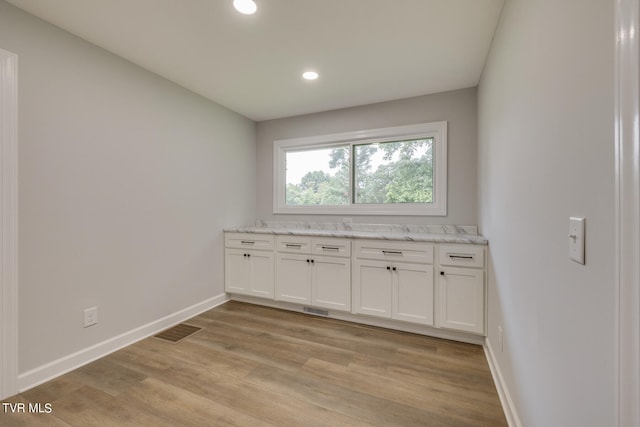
left=2, top=402, right=52, bottom=414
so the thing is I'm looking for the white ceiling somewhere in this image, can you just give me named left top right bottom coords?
left=7, top=0, right=504, bottom=121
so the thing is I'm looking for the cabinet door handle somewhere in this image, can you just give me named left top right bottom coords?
left=286, top=244, right=302, bottom=248
left=440, top=271, right=445, bottom=276
left=311, top=259, right=315, bottom=264
left=241, top=240, right=256, bottom=245
left=321, top=246, right=340, bottom=251
left=382, top=250, right=403, bottom=255
left=386, top=266, right=391, bottom=270
left=449, top=254, right=474, bottom=260
left=392, top=267, right=396, bottom=271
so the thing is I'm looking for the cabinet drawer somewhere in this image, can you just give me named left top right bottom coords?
left=311, top=238, right=351, bottom=258
left=354, top=240, right=433, bottom=264
left=438, top=245, right=484, bottom=268
left=225, top=233, right=275, bottom=250
left=276, top=236, right=312, bottom=253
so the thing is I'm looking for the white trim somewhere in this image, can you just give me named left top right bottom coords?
left=17, top=294, right=229, bottom=392
left=614, top=1, right=640, bottom=425
left=0, top=48, right=18, bottom=400
left=273, top=121, right=448, bottom=216
left=483, top=339, right=522, bottom=427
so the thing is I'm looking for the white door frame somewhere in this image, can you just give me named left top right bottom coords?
left=0, top=48, right=18, bottom=400
left=614, top=0, right=640, bottom=425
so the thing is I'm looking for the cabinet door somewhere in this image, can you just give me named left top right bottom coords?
left=312, top=256, right=351, bottom=312
left=393, top=263, right=434, bottom=326
left=438, top=267, right=484, bottom=334
left=275, top=253, right=311, bottom=304
left=225, top=249, right=250, bottom=294
left=248, top=251, right=275, bottom=299
left=353, top=260, right=392, bottom=318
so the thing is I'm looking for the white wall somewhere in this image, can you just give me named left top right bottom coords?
left=478, top=0, right=615, bottom=425
left=0, top=1, right=256, bottom=374
left=256, top=88, right=478, bottom=225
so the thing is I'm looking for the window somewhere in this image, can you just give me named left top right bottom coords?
left=274, top=121, right=447, bottom=215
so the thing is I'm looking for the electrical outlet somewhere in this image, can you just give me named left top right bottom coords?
left=498, top=325, right=504, bottom=352
left=83, top=307, right=98, bottom=328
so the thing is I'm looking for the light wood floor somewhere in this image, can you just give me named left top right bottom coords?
left=3, top=301, right=507, bottom=426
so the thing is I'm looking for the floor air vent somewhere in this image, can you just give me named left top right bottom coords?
left=154, top=323, right=202, bottom=344
left=304, top=307, right=329, bottom=316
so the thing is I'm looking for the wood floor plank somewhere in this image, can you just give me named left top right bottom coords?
left=350, top=353, right=503, bottom=407
left=185, top=326, right=314, bottom=372
left=247, top=363, right=469, bottom=427
left=3, top=300, right=507, bottom=426
left=99, top=341, right=174, bottom=378
left=347, top=356, right=505, bottom=421
left=301, top=358, right=504, bottom=426
left=117, top=377, right=275, bottom=427
left=154, top=358, right=372, bottom=427
left=52, top=385, right=174, bottom=427
left=196, top=316, right=357, bottom=367
left=65, top=357, right=148, bottom=397
left=201, top=303, right=439, bottom=358
left=384, top=347, right=498, bottom=390
left=20, top=375, right=85, bottom=405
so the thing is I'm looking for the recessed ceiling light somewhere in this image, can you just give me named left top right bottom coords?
left=233, top=0, right=257, bottom=15
left=302, top=71, right=319, bottom=80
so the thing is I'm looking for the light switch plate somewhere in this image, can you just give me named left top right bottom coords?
left=569, top=217, right=585, bottom=264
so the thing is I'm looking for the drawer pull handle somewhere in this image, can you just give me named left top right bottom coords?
left=322, top=246, right=340, bottom=251
left=241, top=240, right=256, bottom=245
left=286, top=244, right=302, bottom=248
left=449, top=254, right=474, bottom=260
left=382, top=250, right=403, bottom=255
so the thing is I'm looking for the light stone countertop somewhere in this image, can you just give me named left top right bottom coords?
left=224, top=221, right=488, bottom=245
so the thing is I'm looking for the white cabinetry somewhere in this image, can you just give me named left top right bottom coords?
left=275, top=236, right=351, bottom=312
left=353, top=240, right=434, bottom=326
left=224, top=233, right=275, bottom=298
left=224, top=230, right=488, bottom=340
left=437, top=245, right=485, bottom=334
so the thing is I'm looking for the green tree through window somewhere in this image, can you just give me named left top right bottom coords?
left=275, top=121, right=447, bottom=215
left=285, top=138, right=434, bottom=206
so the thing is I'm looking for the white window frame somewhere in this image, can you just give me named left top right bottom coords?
left=273, top=121, right=447, bottom=216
